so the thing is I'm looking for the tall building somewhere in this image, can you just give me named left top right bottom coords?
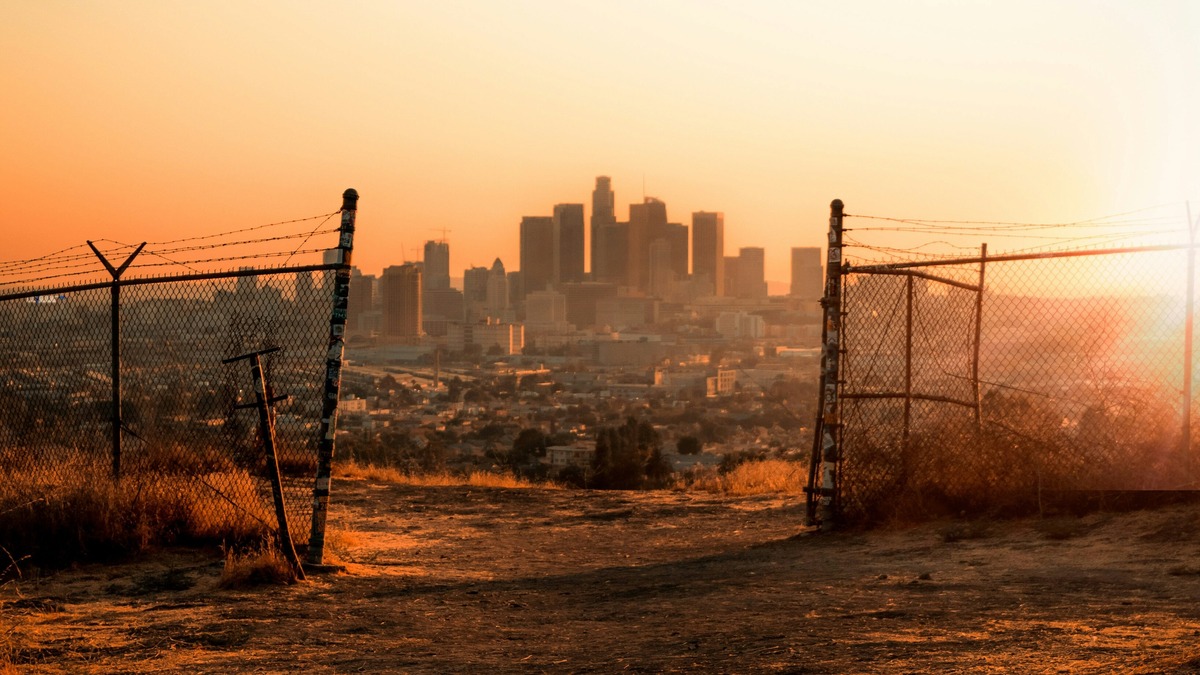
left=519, top=216, right=556, bottom=295
left=463, top=265, right=489, bottom=323
left=554, top=203, right=585, bottom=284
left=692, top=212, right=725, bottom=297
left=423, top=240, right=450, bottom=290
left=590, top=176, right=616, bottom=276
left=628, top=197, right=667, bottom=292
left=735, top=247, right=767, bottom=299
left=647, top=238, right=675, bottom=300
left=791, top=247, right=824, bottom=300
left=659, top=222, right=689, bottom=281
left=485, top=258, right=509, bottom=319
left=381, top=263, right=422, bottom=339
left=723, top=255, right=739, bottom=297
left=347, top=267, right=375, bottom=336
left=592, top=221, right=628, bottom=285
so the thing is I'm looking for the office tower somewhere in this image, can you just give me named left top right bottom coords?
left=347, top=267, right=375, bottom=335
left=723, top=255, right=739, bottom=297
left=791, top=247, right=824, bottom=300
left=590, top=176, right=616, bottom=276
left=520, top=216, right=555, bottom=295
left=592, top=221, right=628, bottom=285
left=648, top=238, right=675, bottom=300
left=661, top=222, right=688, bottom=280
left=561, top=281, right=618, bottom=330
left=381, top=263, right=422, bottom=339
left=692, top=212, right=725, bottom=297
left=554, top=203, right=585, bottom=284
left=628, top=197, right=667, bottom=292
left=486, top=258, right=509, bottom=319
left=736, top=247, right=767, bottom=299
left=463, top=266, right=489, bottom=303
left=423, top=240, right=450, bottom=290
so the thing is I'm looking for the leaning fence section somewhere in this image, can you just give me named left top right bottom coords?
left=0, top=191, right=356, bottom=558
left=811, top=201, right=1200, bottom=524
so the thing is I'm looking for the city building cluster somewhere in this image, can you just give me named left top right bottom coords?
left=343, top=176, right=825, bottom=361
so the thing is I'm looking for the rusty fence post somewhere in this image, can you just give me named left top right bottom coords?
left=224, top=347, right=306, bottom=581
left=306, top=188, right=357, bottom=567
left=807, top=199, right=845, bottom=531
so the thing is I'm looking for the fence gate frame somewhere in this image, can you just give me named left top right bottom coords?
left=805, top=201, right=1198, bottom=528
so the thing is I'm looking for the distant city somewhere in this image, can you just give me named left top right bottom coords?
left=343, top=176, right=824, bottom=359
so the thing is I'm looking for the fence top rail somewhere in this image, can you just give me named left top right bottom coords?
left=847, top=243, right=1191, bottom=273
left=0, top=262, right=346, bottom=303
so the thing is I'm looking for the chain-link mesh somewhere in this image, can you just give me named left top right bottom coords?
left=841, top=248, right=1197, bottom=521
left=0, top=208, right=347, bottom=554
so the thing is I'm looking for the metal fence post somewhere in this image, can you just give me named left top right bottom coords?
left=307, top=188, right=357, bottom=566
left=87, top=241, right=146, bottom=479
left=973, top=244, right=987, bottom=429
left=810, top=199, right=845, bottom=531
left=903, top=275, right=913, bottom=444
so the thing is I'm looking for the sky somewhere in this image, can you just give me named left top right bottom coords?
left=2, top=0, right=1198, bottom=282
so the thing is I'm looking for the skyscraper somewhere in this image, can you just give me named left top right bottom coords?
left=590, top=176, right=615, bottom=276
left=735, top=247, right=767, bottom=299
left=486, top=258, right=509, bottom=319
left=381, top=263, right=422, bottom=339
left=791, top=247, right=824, bottom=300
left=628, top=197, right=667, bottom=292
left=692, top=212, right=725, bottom=297
left=553, top=203, right=585, bottom=284
left=592, top=222, right=628, bottom=285
left=519, top=216, right=556, bottom=295
left=423, top=240, right=450, bottom=290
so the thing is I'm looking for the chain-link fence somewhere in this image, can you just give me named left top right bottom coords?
left=0, top=197, right=355, bottom=562
left=813, top=204, right=1200, bottom=523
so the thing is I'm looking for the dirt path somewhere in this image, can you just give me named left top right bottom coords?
left=6, top=479, right=1200, bottom=673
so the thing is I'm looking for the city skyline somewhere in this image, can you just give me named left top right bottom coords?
left=2, top=2, right=1198, bottom=284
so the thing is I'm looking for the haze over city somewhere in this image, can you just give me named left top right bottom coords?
left=4, top=1, right=1199, bottom=282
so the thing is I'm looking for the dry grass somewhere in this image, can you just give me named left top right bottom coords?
left=219, top=539, right=298, bottom=589
left=685, top=459, right=807, bottom=496
left=334, top=461, right=558, bottom=489
left=0, top=451, right=270, bottom=569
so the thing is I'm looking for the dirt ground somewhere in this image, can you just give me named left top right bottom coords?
left=5, top=478, right=1200, bottom=673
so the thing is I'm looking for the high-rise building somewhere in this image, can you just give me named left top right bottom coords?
left=554, top=203, right=585, bottom=284
left=791, top=247, right=824, bottom=300
left=463, top=265, right=489, bottom=323
left=647, top=238, right=675, bottom=300
left=723, top=255, right=739, bottom=297
left=692, top=212, right=725, bottom=297
left=519, top=216, right=556, bottom=295
left=628, top=197, right=667, bottom=291
left=347, top=267, right=375, bottom=336
left=592, top=221, right=628, bottom=285
left=735, top=247, right=767, bottom=299
left=660, top=222, right=688, bottom=281
left=423, top=240, right=450, bottom=290
left=485, top=258, right=509, bottom=319
left=590, top=176, right=616, bottom=276
left=381, top=263, right=422, bottom=339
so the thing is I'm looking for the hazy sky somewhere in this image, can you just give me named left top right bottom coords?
left=3, top=1, right=1198, bottom=281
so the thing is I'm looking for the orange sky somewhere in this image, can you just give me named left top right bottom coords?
left=2, top=1, right=1198, bottom=282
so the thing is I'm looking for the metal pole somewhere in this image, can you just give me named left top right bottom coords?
left=903, top=275, right=913, bottom=444
left=248, top=353, right=306, bottom=581
left=1185, top=204, right=1196, bottom=480
left=812, top=199, right=845, bottom=531
left=307, top=188, right=357, bottom=566
left=973, top=243, right=987, bottom=429
left=111, top=282, right=121, bottom=478
left=87, top=241, right=145, bottom=479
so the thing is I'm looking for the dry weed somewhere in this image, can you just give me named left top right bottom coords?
left=219, top=539, right=297, bottom=588
left=335, top=462, right=557, bottom=489
left=1, top=450, right=270, bottom=569
left=684, top=459, right=807, bottom=496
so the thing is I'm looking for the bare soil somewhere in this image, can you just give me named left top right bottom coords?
left=6, top=479, right=1200, bottom=673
